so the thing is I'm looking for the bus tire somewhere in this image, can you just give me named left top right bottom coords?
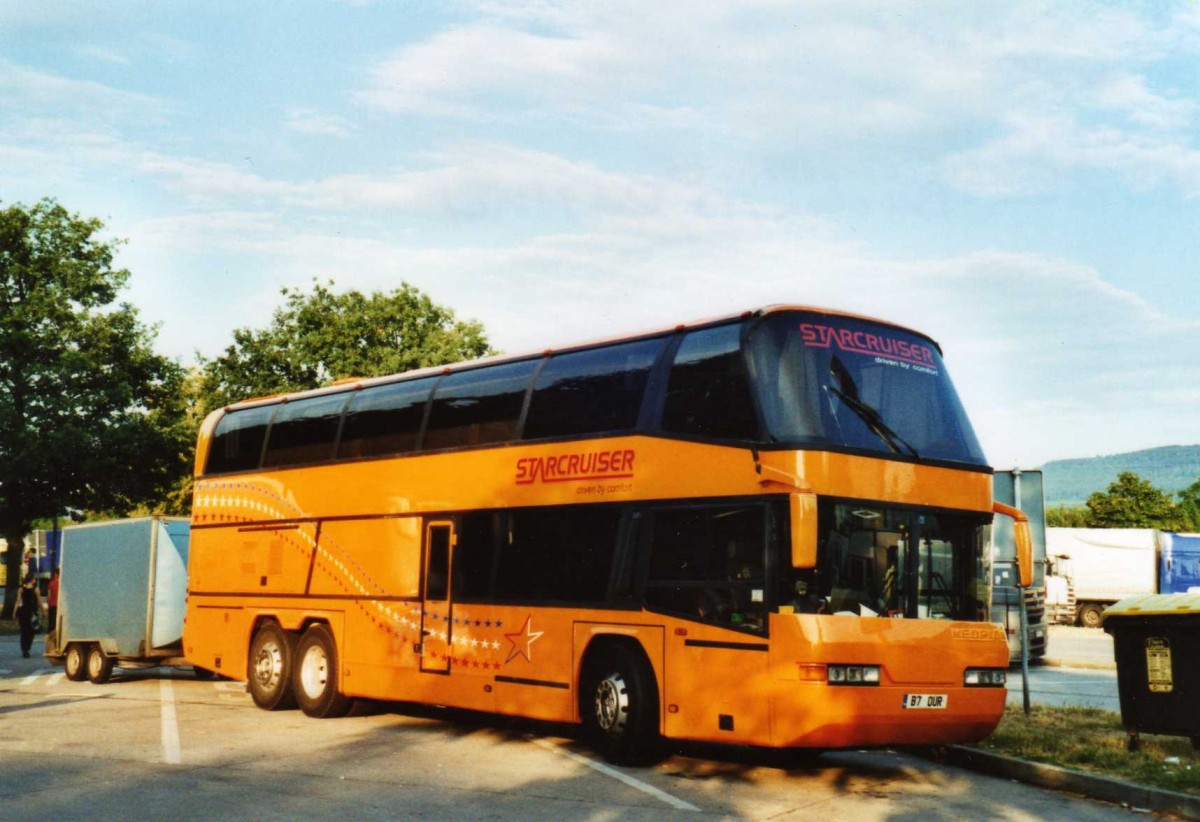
left=293, top=623, right=352, bottom=719
left=248, top=622, right=296, bottom=711
left=64, top=644, right=88, bottom=682
left=86, top=645, right=114, bottom=685
left=583, top=643, right=662, bottom=765
left=1078, top=603, right=1104, bottom=629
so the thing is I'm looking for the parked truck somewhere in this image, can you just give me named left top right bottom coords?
left=989, top=469, right=1048, bottom=662
left=44, top=517, right=208, bottom=683
left=1045, top=528, right=1200, bottom=628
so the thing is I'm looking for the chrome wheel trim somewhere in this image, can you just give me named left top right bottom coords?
left=299, top=644, right=329, bottom=700
left=254, top=641, right=284, bottom=692
left=595, top=672, right=629, bottom=734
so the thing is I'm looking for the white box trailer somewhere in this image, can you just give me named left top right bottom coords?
left=44, top=517, right=211, bottom=682
left=1046, top=528, right=1160, bottom=628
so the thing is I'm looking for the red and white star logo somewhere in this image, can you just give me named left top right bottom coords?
left=503, top=615, right=544, bottom=664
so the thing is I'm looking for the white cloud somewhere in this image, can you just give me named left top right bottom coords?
left=286, top=108, right=356, bottom=139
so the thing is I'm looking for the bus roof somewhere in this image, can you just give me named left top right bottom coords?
left=223, top=304, right=941, bottom=411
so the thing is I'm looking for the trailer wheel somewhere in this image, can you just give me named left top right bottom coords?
left=248, top=622, right=296, bottom=710
left=1078, top=603, right=1104, bottom=629
left=86, top=646, right=114, bottom=685
left=581, top=642, right=662, bottom=765
left=64, top=644, right=88, bottom=681
left=293, top=623, right=352, bottom=719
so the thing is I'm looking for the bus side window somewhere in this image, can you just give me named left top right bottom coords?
left=452, top=512, right=500, bottom=600
left=642, top=503, right=767, bottom=631
left=492, top=506, right=621, bottom=603
left=523, top=338, right=663, bottom=440
left=206, top=404, right=274, bottom=475
left=661, top=325, right=759, bottom=441
left=262, top=393, right=349, bottom=468
left=423, top=360, right=538, bottom=451
left=338, top=376, right=436, bottom=460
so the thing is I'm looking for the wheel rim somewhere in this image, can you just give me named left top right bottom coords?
left=88, top=650, right=104, bottom=677
left=299, top=644, right=329, bottom=699
left=67, top=647, right=81, bottom=675
left=254, top=640, right=284, bottom=692
left=595, top=673, right=629, bottom=734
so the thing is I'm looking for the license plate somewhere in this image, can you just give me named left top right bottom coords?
left=903, top=693, right=948, bottom=710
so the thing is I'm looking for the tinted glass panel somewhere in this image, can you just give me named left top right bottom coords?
left=262, top=393, right=348, bottom=468
left=493, top=506, right=620, bottom=603
left=662, top=324, right=758, bottom=440
left=453, top=512, right=500, bottom=600
left=643, top=503, right=767, bottom=632
left=206, top=404, right=274, bottom=474
left=425, top=525, right=451, bottom=602
left=338, top=377, right=435, bottom=459
left=746, top=312, right=986, bottom=464
left=523, top=338, right=664, bottom=439
left=423, top=360, right=538, bottom=451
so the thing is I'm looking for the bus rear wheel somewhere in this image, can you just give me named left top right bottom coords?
left=583, top=643, right=661, bottom=765
left=64, top=643, right=88, bottom=682
left=293, top=623, right=352, bottom=719
left=248, top=622, right=296, bottom=710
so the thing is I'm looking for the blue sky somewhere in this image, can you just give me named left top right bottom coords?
left=2, top=1, right=1199, bottom=469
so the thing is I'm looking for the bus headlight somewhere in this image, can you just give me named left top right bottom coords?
left=964, top=668, right=1007, bottom=687
left=828, top=665, right=880, bottom=686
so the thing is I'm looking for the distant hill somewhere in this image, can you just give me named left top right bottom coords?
left=1040, top=445, right=1200, bottom=507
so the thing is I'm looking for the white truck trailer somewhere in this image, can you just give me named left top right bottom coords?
left=1046, top=528, right=1160, bottom=628
left=44, top=517, right=209, bottom=682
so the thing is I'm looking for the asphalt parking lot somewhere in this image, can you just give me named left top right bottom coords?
left=0, top=635, right=1151, bottom=821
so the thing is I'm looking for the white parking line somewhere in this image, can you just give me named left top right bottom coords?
left=20, top=669, right=53, bottom=687
left=531, top=738, right=699, bottom=812
left=46, top=673, right=64, bottom=686
left=160, top=678, right=181, bottom=765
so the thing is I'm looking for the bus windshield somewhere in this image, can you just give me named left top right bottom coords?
left=795, top=501, right=990, bottom=621
left=746, top=312, right=986, bottom=465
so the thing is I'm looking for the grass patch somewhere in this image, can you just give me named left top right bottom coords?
left=978, top=704, right=1200, bottom=795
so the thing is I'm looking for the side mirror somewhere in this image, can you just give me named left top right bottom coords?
left=993, top=501, right=1034, bottom=588
left=790, top=491, right=819, bottom=568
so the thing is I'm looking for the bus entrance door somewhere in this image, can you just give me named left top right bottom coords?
left=419, top=520, right=456, bottom=673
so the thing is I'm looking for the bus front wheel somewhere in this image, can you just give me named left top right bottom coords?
left=293, top=623, right=352, bottom=719
left=583, top=643, right=662, bottom=765
left=248, top=622, right=296, bottom=710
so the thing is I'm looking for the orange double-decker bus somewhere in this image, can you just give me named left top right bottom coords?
left=184, top=305, right=1031, bottom=762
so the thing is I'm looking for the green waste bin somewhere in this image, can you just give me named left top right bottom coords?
left=1103, top=593, right=1200, bottom=752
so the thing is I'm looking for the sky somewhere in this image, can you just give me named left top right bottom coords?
left=2, top=1, right=1199, bottom=469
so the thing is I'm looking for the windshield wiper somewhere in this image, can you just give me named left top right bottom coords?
left=827, top=383, right=921, bottom=459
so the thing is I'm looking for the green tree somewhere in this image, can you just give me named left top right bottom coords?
left=0, top=200, right=190, bottom=616
left=1085, top=471, right=1181, bottom=529
left=1176, top=478, right=1200, bottom=532
left=1045, top=504, right=1091, bottom=527
left=199, top=280, right=491, bottom=411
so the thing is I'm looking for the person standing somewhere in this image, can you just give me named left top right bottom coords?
left=15, top=574, right=43, bottom=658
left=47, top=567, right=60, bottom=636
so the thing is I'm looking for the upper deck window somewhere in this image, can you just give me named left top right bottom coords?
left=338, top=376, right=436, bottom=460
left=423, top=360, right=538, bottom=451
left=746, top=312, right=986, bottom=465
left=661, top=324, right=758, bottom=441
left=523, top=338, right=663, bottom=440
left=262, top=393, right=349, bottom=468
left=206, top=404, right=274, bottom=474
